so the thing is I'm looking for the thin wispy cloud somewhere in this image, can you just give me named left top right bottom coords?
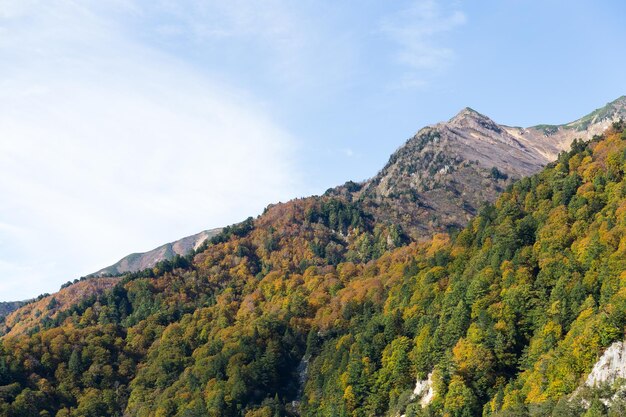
left=139, top=0, right=305, bottom=55
left=121, top=1, right=356, bottom=92
left=158, top=1, right=301, bottom=42
left=380, top=0, right=466, bottom=87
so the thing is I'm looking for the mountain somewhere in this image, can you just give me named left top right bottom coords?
left=89, top=228, right=222, bottom=277
left=330, top=97, right=626, bottom=240
left=333, top=108, right=545, bottom=239
left=55, top=97, right=626, bottom=281
left=1, top=100, right=626, bottom=417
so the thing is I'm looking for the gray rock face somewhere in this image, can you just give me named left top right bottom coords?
left=568, top=340, right=626, bottom=407
left=412, top=372, right=434, bottom=407
left=90, top=228, right=222, bottom=276
left=399, top=372, right=435, bottom=417
left=585, top=341, right=626, bottom=388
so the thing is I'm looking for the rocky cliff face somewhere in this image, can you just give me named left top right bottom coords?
left=330, top=97, right=626, bottom=240
left=585, top=341, right=626, bottom=388
left=568, top=339, right=626, bottom=407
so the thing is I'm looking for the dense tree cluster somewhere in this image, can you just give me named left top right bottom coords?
left=2, top=128, right=626, bottom=416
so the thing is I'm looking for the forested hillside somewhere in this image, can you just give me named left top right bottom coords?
left=2, top=125, right=626, bottom=416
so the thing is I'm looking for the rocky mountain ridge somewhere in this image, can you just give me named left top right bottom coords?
left=89, top=228, right=222, bottom=277
left=330, top=96, right=626, bottom=239
left=515, top=95, right=626, bottom=160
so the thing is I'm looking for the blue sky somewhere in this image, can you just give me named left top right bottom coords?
left=1, top=0, right=625, bottom=300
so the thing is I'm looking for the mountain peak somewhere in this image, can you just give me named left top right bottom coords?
left=450, top=107, right=487, bottom=122
left=449, top=106, right=489, bottom=123
left=447, top=106, right=503, bottom=135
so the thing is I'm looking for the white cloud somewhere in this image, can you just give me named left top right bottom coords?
left=118, top=0, right=356, bottom=92
left=150, top=0, right=303, bottom=44
left=380, top=0, right=466, bottom=85
left=0, top=1, right=301, bottom=300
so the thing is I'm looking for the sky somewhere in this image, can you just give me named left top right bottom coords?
left=1, top=0, right=626, bottom=301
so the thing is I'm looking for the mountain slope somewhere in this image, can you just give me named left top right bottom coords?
left=1, top=100, right=626, bottom=417
left=345, top=108, right=546, bottom=238
left=1, top=121, right=626, bottom=416
left=90, top=228, right=222, bottom=277
left=330, top=97, right=626, bottom=240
